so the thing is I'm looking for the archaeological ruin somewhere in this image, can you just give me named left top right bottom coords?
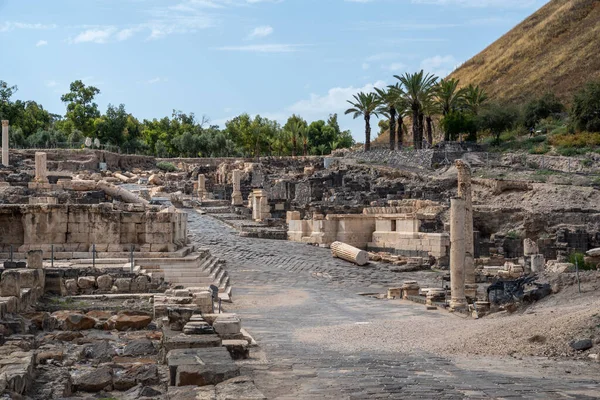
left=0, top=141, right=600, bottom=398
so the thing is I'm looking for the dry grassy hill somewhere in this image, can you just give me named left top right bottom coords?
left=449, top=0, right=600, bottom=105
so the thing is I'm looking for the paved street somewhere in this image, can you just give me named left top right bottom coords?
left=188, top=212, right=600, bottom=399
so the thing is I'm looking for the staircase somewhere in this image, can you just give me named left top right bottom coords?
left=137, top=250, right=233, bottom=302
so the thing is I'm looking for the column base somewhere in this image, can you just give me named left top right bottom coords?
left=450, top=298, right=467, bottom=310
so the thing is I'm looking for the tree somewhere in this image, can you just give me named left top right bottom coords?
left=440, top=111, right=477, bottom=142
left=61, top=80, right=101, bottom=136
left=96, top=104, right=128, bottom=145
left=283, top=115, right=307, bottom=157
left=345, top=92, right=380, bottom=151
left=463, top=84, right=488, bottom=116
left=0, top=81, right=20, bottom=123
left=395, top=71, right=438, bottom=149
left=435, top=78, right=465, bottom=141
left=478, top=104, right=519, bottom=145
left=375, top=86, right=400, bottom=150
left=571, top=80, right=600, bottom=133
left=524, top=93, right=565, bottom=129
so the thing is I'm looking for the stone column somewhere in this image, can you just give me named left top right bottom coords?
left=34, top=152, right=49, bottom=183
left=197, top=174, right=206, bottom=200
left=1, top=120, right=8, bottom=167
left=450, top=197, right=467, bottom=310
left=231, top=170, right=243, bottom=206
left=252, top=189, right=270, bottom=221
left=456, top=159, right=475, bottom=290
left=331, top=241, right=369, bottom=266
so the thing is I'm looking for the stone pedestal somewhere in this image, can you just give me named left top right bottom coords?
left=231, top=170, right=243, bottom=206
left=197, top=175, right=207, bottom=200
left=34, top=152, right=49, bottom=183
left=425, top=288, right=446, bottom=305
left=251, top=189, right=270, bottom=222
left=387, top=287, right=402, bottom=299
left=401, top=281, right=420, bottom=299
left=524, top=238, right=539, bottom=256
left=456, top=160, right=474, bottom=285
left=450, top=197, right=467, bottom=310
left=531, top=254, right=545, bottom=273
left=1, top=120, right=8, bottom=167
left=465, top=284, right=478, bottom=300
left=331, top=241, right=369, bottom=266
left=286, top=211, right=301, bottom=223
left=27, top=250, right=43, bottom=269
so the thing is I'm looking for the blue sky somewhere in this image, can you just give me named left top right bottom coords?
left=1, top=0, right=548, bottom=139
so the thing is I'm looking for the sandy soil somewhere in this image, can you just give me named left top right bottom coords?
left=295, top=274, right=600, bottom=361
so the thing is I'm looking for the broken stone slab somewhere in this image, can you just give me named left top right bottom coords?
left=51, top=311, right=96, bottom=331
left=113, top=364, right=159, bottom=391
left=167, top=347, right=239, bottom=387
left=212, top=315, right=241, bottom=336
left=106, top=314, right=152, bottom=331
left=183, top=321, right=214, bottom=335
left=0, top=270, right=21, bottom=297
left=222, top=340, right=249, bottom=360
left=72, top=365, right=113, bottom=392
left=586, top=248, right=600, bottom=257
left=163, top=333, right=222, bottom=353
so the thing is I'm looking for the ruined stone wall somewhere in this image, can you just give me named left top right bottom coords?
left=0, top=204, right=187, bottom=253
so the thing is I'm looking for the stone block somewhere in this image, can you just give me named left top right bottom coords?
left=222, top=340, right=250, bottom=360
left=167, top=347, right=239, bottom=387
left=1, top=270, right=21, bottom=297
left=77, top=276, right=96, bottom=290
left=131, top=275, right=150, bottom=292
left=0, top=296, right=19, bottom=313
left=96, top=274, right=113, bottom=291
left=26, top=250, right=43, bottom=269
left=163, top=334, right=222, bottom=352
left=64, top=279, right=78, bottom=295
left=112, top=278, right=131, bottom=293
left=213, top=316, right=241, bottom=336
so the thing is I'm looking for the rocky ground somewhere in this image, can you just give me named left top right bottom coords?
left=188, top=212, right=600, bottom=399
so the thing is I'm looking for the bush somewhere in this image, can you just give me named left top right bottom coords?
left=157, top=161, right=177, bottom=172
left=568, top=252, right=595, bottom=271
left=478, top=104, right=521, bottom=144
left=549, top=132, right=600, bottom=148
left=523, top=93, right=565, bottom=129
left=571, top=80, right=600, bottom=133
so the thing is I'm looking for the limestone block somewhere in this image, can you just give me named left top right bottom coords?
left=77, top=276, right=96, bottom=290
left=17, top=269, right=41, bottom=289
left=64, top=279, right=78, bottom=295
left=0, top=296, right=19, bottom=313
left=1, top=270, right=21, bottom=297
left=524, top=238, right=539, bottom=256
left=531, top=254, right=545, bottom=273
left=131, top=276, right=150, bottom=292
left=112, top=278, right=131, bottom=293
left=286, top=211, right=301, bottom=223
left=213, top=315, right=241, bottom=336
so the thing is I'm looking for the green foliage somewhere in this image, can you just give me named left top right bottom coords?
left=61, top=80, right=101, bottom=136
left=523, top=93, right=565, bottom=129
left=569, top=252, right=595, bottom=271
left=571, top=80, right=600, bottom=133
left=157, top=161, right=177, bottom=172
left=506, top=231, right=521, bottom=240
left=345, top=92, right=380, bottom=151
left=478, top=104, right=520, bottom=144
left=440, top=111, right=477, bottom=142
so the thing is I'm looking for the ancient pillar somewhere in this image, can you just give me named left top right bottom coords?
left=27, top=249, right=44, bottom=269
left=197, top=174, right=206, bottom=200
left=1, top=120, right=8, bottom=167
left=231, top=170, right=243, bottom=206
left=251, top=189, right=271, bottom=221
left=34, top=152, right=49, bottom=183
left=331, top=241, right=369, bottom=266
left=456, top=159, right=475, bottom=291
left=450, top=197, right=467, bottom=310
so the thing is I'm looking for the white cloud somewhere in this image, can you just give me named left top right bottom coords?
left=45, top=80, right=58, bottom=88
left=420, top=55, right=458, bottom=78
left=288, top=80, right=386, bottom=115
left=36, top=40, right=48, bottom=47
left=383, top=62, right=406, bottom=72
left=215, top=44, right=305, bottom=53
left=0, top=22, right=57, bottom=32
left=116, top=28, right=135, bottom=41
left=247, top=25, right=273, bottom=40
left=71, top=27, right=117, bottom=44
left=146, top=77, right=162, bottom=84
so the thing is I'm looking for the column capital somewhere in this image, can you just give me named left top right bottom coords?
left=1, top=120, right=8, bottom=127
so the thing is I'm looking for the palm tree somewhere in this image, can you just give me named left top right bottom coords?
left=299, top=125, right=309, bottom=156
left=285, top=120, right=303, bottom=157
left=435, top=78, right=465, bottom=117
left=463, top=84, right=488, bottom=116
left=374, top=87, right=399, bottom=150
left=389, top=84, right=408, bottom=149
left=421, top=97, right=440, bottom=147
left=395, top=71, right=438, bottom=149
left=345, top=92, right=380, bottom=151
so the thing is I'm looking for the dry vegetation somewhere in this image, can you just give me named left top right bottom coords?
left=450, top=0, right=600, bottom=105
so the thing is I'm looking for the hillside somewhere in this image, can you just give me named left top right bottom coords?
left=449, top=0, right=600, bottom=104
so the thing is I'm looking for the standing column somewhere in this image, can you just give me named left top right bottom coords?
left=1, top=120, right=8, bottom=167
left=231, top=170, right=243, bottom=206
left=34, top=152, right=49, bottom=183
left=450, top=197, right=467, bottom=310
left=456, top=159, right=476, bottom=294
left=197, top=174, right=206, bottom=200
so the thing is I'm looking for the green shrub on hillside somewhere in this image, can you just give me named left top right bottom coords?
left=572, top=80, right=600, bottom=133
left=524, top=93, right=565, bottom=129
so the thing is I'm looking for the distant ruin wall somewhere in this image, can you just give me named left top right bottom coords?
left=0, top=204, right=187, bottom=253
